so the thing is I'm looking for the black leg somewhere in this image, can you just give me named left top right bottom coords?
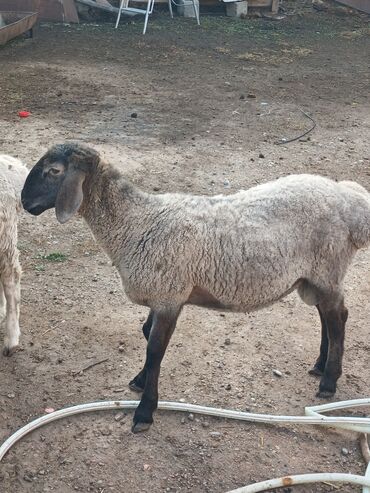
left=129, top=310, right=154, bottom=392
left=132, top=307, right=181, bottom=433
left=142, top=310, right=154, bottom=341
left=309, top=305, right=329, bottom=376
left=317, top=299, right=347, bottom=398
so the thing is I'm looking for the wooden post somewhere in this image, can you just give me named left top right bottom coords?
left=271, top=0, right=279, bottom=13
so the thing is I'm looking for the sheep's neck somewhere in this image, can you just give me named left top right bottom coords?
left=79, top=165, right=146, bottom=264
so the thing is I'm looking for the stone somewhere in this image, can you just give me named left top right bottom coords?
left=176, top=0, right=199, bottom=18
left=114, top=412, right=125, bottom=422
left=226, top=1, right=248, bottom=18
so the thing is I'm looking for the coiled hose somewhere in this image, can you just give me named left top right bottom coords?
left=0, top=398, right=369, bottom=492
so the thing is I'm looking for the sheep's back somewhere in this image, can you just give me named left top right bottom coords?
left=121, top=174, right=368, bottom=311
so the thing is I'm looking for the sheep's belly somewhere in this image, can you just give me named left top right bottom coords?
left=187, top=280, right=302, bottom=313
left=187, top=286, right=230, bottom=310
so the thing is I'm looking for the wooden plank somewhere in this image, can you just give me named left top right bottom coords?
left=37, top=0, right=79, bottom=22
left=248, top=0, right=272, bottom=6
left=62, top=0, right=79, bottom=21
left=0, top=0, right=36, bottom=10
left=271, top=0, right=279, bottom=13
left=336, top=0, right=370, bottom=13
left=0, top=0, right=79, bottom=22
left=76, top=0, right=119, bottom=13
left=76, top=0, right=142, bottom=15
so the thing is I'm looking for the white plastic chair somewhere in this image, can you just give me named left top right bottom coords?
left=115, top=0, right=200, bottom=34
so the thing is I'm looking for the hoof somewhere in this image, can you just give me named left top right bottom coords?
left=308, top=366, right=324, bottom=377
left=318, top=376, right=337, bottom=398
left=129, top=380, right=144, bottom=393
left=131, top=421, right=152, bottom=433
left=2, top=345, right=19, bottom=357
left=316, top=390, right=335, bottom=399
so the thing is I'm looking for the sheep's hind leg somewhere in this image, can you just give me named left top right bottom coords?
left=129, top=310, right=154, bottom=392
left=316, top=297, right=347, bottom=398
left=309, top=305, right=329, bottom=377
left=2, top=262, right=21, bottom=357
left=132, top=307, right=180, bottom=433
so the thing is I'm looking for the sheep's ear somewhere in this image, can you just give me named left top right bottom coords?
left=55, top=168, right=86, bottom=224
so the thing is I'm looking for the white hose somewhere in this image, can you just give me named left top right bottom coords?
left=0, top=398, right=369, bottom=492
left=228, top=473, right=370, bottom=492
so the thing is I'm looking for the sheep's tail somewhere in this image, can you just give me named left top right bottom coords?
left=339, top=180, right=370, bottom=249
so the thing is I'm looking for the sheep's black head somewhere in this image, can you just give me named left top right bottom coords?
left=21, top=143, right=99, bottom=224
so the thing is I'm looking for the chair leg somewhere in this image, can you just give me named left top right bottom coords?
left=143, top=0, right=154, bottom=34
left=168, top=0, right=174, bottom=18
left=149, top=0, right=155, bottom=14
left=115, top=0, right=125, bottom=28
left=193, top=0, right=200, bottom=25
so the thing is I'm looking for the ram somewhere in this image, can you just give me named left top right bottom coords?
left=21, top=143, right=370, bottom=432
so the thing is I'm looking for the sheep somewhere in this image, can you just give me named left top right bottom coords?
left=21, top=143, right=370, bottom=432
left=0, top=155, right=29, bottom=356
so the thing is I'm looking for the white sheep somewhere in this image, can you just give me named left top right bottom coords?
left=0, top=155, right=29, bottom=356
left=21, top=143, right=370, bottom=432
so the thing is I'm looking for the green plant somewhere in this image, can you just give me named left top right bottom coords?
left=37, top=252, right=69, bottom=263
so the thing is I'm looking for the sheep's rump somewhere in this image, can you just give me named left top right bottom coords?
left=0, top=155, right=29, bottom=208
left=141, top=174, right=370, bottom=311
left=0, top=155, right=29, bottom=263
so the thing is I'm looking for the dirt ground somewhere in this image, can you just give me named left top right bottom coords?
left=0, top=4, right=369, bottom=493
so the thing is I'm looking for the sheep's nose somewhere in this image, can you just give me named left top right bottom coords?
left=20, top=192, right=35, bottom=211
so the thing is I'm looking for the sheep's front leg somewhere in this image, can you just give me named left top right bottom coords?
left=309, top=305, right=329, bottom=376
left=132, top=308, right=180, bottom=433
left=129, top=310, right=154, bottom=392
left=2, top=263, right=21, bottom=356
left=316, top=299, right=347, bottom=398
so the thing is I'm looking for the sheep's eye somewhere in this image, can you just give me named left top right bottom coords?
left=49, top=167, right=61, bottom=176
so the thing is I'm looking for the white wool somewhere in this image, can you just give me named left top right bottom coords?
left=0, top=155, right=28, bottom=355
